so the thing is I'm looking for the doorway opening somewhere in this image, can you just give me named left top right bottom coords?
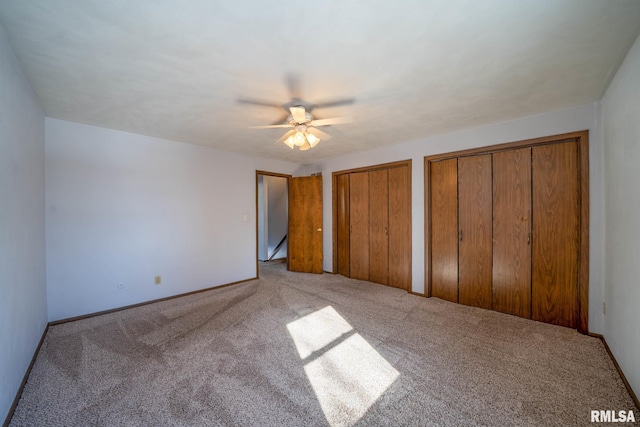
left=256, top=171, right=290, bottom=277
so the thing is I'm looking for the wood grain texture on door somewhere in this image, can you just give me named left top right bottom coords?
left=492, top=148, right=532, bottom=318
left=458, top=155, right=492, bottom=309
left=369, top=169, right=389, bottom=285
left=532, top=142, right=579, bottom=328
left=388, top=165, right=412, bottom=290
left=424, top=131, right=588, bottom=332
left=336, top=174, right=350, bottom=277
left=349, top=171, right=370, bottom=280
left=288, top=175, right=323, bottom=274
left=430, top=159, right=459, bottom=303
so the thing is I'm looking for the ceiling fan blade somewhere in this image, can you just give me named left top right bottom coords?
left=237, top=97, right=282, bottom=109
left=277, top=130, right=296, bottom=143
left=290, top=106, right=307, bottom=123
left=309, top=116, right=353, bottom=127
left=269, top=112, right=291, bottom=126
left=249, top=124, right=292, bottom=129
left=307, top=127, right=332, bottom=140
left=314, top=98, right=356, bottom=109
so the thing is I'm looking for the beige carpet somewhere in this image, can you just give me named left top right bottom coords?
left=9, top=261, right=638, bottom=426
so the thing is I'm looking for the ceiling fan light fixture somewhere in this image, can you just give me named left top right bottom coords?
left=294, top=131, right=306, bottom=146
left=299, top=140, right=311, bottom=151
left=306, top=132, right=320, bottom=147
left=250, top=102, right=348, bottom=151
left=283, top=135, right=296, bottom=149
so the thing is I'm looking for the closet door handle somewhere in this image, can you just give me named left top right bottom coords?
left=527, top=232, right=531, bottom=245
left=459, top=230, right=463, bottom=242
left=384, top=227, right=388, bottom=235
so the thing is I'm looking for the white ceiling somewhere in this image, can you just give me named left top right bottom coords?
left=1, top=1, right=640, bottom=163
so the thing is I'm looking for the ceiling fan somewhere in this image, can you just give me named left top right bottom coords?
left=249, top=105, right=352, bottom=151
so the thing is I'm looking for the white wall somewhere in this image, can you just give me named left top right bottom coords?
left=45, top=119, right=298, bottom=321
left=301, top=102, right=605, bottom=333
left=0, top=25, right=47, bottom=423
left=602, top=34, right=640, bottom=398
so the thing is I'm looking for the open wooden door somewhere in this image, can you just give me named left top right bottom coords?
left=288, top=175, right=323, bottom=273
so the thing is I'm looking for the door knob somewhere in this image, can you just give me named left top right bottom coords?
left=317, top=228, right=322, bottom=232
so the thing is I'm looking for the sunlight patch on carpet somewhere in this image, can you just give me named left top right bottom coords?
left=287, top=306, right=399, bottom=426
left=286, top=306, right=354, bottom=359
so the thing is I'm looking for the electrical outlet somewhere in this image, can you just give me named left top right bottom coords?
left=603, top=302, right=606, bottom=315
left=155, top=275, right=161, bottom=285
left=118, top=283, right=124, bottom=289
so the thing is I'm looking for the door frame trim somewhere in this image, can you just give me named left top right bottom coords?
left=331, top=159, right=412, bottom=288
left=255, top=170, right=292, bottom=278
left=424, top=130, right=589, bottom=333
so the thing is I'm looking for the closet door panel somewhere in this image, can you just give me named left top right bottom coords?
left=336, top=174, right=350, bottom=277
left=369, top=169, right=389, bottom=285
left=388, top=165, right=411, bottom=290
left=349, top=172, right=370, bottom=280
left=430, top=159, right=458, bottom=302
left=492, top=148, right=532, bottom=318
left=532, top=142, right=579, bottom=328
left=458, top=155, right=492, bottom=309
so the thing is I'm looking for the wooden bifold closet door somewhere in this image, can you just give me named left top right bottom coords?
left=458, top=154, right=492, bottom=310
left=349, top=172, right=369, bottom=281
left=334, top=161, right=412, bottom=291
left=388, top=166, right=411, bottom=289
left=336, top=174, right=350, bottom=277
left=369, top=169, right=389, bottom=285
left=426, top=133, right=588, bottom=332
left=430, top=159, right=458, bottom=302
left=430, top=154, right=493, bottom=309
left=532, top=142, right=580, bottom=328
left=492, top=148, right=532, bottom=318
